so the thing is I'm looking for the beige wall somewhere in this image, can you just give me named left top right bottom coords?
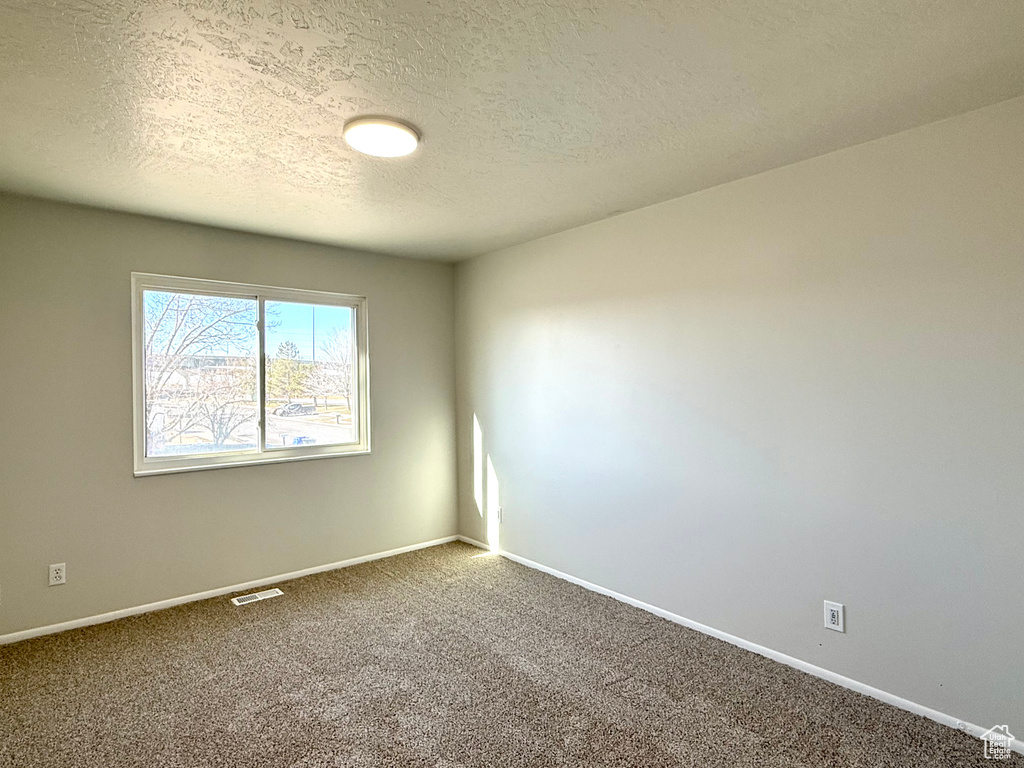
left=455, top=96, right=1024, bottom=728
left=0, top=196, right=457, bottom=635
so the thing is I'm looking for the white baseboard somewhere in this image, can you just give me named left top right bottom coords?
left=456, top=534, right=490, bottom=550
left=497, top=548, right=1023, bottom=756
left=0, top=535, right=460, bottom=646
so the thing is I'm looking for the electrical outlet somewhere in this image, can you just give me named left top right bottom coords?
left=49, top=563, right=66, bottom=586
left=824, top=600, right=844, bottom=632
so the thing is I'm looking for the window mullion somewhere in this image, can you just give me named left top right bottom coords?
left=257, top=296, right=267, bottom=454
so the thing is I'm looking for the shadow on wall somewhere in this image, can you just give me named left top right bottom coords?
left=473, top=413, right=501, bottom=552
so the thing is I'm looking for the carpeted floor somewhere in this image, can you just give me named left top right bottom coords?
left=0, top=542, right=1014, bottom=767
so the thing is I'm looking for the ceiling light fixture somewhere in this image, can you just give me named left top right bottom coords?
left=343, top=117, right=420, bottom=158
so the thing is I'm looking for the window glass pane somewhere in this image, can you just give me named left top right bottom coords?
left=264, top=301, right=357, bottom=449
left=142, top=290, right=258, bottom=457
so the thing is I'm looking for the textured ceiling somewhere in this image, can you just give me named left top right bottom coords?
left=1, top=1, right=1023, bottom=260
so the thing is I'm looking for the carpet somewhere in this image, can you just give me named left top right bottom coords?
left=0, top=542, right=1013, bottom=767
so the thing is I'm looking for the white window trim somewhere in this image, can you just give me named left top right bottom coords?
left=132, top=273, right=370, bottom=476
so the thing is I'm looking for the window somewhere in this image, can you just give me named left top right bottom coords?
left=132, top=273, right=369, bottom=475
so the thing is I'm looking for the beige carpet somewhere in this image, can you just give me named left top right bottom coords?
left=0, top=542, right=1013, bottom=767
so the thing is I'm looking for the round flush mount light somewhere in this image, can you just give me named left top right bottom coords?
left=343, top=117, right=420, bottom=157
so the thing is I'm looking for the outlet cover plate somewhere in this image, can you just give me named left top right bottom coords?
left=824, top=600, right=844, bottom=632
left=49, top=563, right=66, bottom=586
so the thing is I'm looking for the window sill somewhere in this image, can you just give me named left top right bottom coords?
left=133, top=447, right=371, bottom=477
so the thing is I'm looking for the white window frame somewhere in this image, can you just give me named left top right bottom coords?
left=132, top=273, right=370, bottom=476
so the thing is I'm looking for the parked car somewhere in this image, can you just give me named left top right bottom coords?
left=273, top=403, right=316, bottom=417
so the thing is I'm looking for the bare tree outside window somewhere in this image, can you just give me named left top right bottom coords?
left=310, top=327, right=354, bottom=411
left=189, top=366, right=258, bottom=445
left=142, top=291, right=258, bottom=455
